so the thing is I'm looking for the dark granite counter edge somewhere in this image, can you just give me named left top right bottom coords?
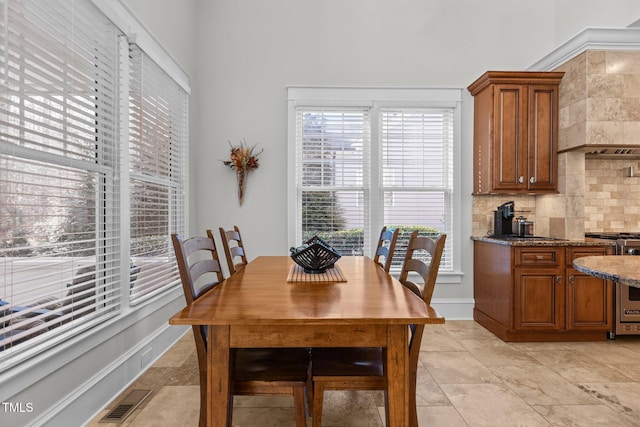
left=470, top=236, right=617, bottom=247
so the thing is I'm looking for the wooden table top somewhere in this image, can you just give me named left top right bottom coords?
left=573, top=255, right=640, bottom=288
left=169, top=256, right=443, bottom=326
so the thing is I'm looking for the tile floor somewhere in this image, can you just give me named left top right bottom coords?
left=87, top=320, right=640, bottom=426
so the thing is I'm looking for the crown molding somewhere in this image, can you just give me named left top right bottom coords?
left=528, top=27, right=640, bottom=71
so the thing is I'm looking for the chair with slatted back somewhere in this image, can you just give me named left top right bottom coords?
left=310, top=231, right=446, bottom=427
left=219, top=225, right=248, bottom=275
left=172, top=231, right=311, bottom=427
left=373, top=226, right=399, bottom=272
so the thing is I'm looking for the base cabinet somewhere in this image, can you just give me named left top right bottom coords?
left=474, top=241, right=612, bottom=341
left=515, top=268, right=564, bottom=331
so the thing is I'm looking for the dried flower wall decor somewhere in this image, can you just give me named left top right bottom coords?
left=221, top=139, right=263, bottom=205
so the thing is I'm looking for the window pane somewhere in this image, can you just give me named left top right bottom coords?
left=297, top=109, right=370, bottom=255
left=381, top=109, right=453, bottom=271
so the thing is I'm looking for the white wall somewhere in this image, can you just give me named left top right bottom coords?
left=553, top=0, right=640, bottom=43
left=191, top=0, right=558, bottom=310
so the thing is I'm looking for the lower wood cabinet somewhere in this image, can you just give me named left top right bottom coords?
left=474, top=241, right=612, bottom=341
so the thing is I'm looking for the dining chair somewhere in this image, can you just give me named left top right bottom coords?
left=219, top=225, right=248, bottom=275
left=310, top=231, right=446, bottom=427
left=372, top=226, right=400, bottom=272
left=171, top=232, right=311, bottom=427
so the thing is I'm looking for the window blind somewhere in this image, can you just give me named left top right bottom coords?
left=296, top=109, right=370, bottom=256
left=380, top=108, right=454, bottom=270
left=293, top=102, right=455, bottom=272
left=128, top=45, right=186, bottom=304
left=0, top=0, right=121, bottom=358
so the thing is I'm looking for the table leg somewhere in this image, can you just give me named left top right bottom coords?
left=208, top=325, right=231, bottom=427
left=386, top=324, right=409, bottom=426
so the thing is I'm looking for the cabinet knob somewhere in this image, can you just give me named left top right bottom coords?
left=518, top=176, right=524, bottom=184
left=556, top=276, right=562, bottom=283
left=530, top=176, right=536, bottom=184
left=568, top=276, right=574, bottom=283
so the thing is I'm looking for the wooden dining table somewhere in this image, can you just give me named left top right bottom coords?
left=169, top=255, right=444, bottom=427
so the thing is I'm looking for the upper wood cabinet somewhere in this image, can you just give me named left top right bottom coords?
left=468, top=71, right=564, bottom=195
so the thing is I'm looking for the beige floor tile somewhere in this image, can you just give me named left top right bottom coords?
left=440, top=383, right=550, bottom=426
left=533, top=404, right=639, bottom=427
left=442, top=320, right=497, bottom=341
left=459, top=339, right=542, bottom=367
left=528, top=350, right=634, bottom=383
left=488, top=365, right=599, bottom=405
left=578, top=382, right=640, bottom=421
left=229, top=407, right=305, bottom=427
left=420, top=324, right=467, bottom=352
left=129, top=385, right=199, bottom=426
left=563, top=340, right=640, bottom=365
left=421, top=351, right=502, bottom=385
left=316, top=390, right=383, bottom=426
left=415, top=405, right=467, bottom=427
left=233, top=395, right=296, bottom=408
left=415, top=364, right=451, bottom=405
left=608, top=363, right=640, bottom=381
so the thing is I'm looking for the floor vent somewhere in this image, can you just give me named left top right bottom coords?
left=99, top=389, right=152, bottom=423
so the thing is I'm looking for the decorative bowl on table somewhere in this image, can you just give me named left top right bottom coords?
left=290, top=236, right=342, bottom=274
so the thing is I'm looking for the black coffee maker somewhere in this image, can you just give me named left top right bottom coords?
left=493, top=201, right=515, bottom=236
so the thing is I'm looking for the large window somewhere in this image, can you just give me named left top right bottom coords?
left=0, top=0, right=187, bottom=367
left=288, top=88, right=460, bottom=274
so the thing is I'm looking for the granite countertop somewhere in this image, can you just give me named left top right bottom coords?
left=471, top=235, right=617, bottom=247
left=573, top=256, right=640, bottom=288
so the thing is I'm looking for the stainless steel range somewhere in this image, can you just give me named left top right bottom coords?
left=585, top=232, right=640, bottom=337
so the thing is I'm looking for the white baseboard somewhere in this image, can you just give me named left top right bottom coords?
left=431, top=298, right=474, bottom=320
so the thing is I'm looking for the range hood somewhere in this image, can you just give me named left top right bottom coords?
left=564, top=145, right=640, bottom=160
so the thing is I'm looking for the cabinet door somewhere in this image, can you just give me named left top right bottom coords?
left=492, top=84, right=528, bottom=192
left=514, top=268, right=564, bottom=330
left=527, top=85, right=558, bottom=191
left=566, top=268, right=612, bottom=330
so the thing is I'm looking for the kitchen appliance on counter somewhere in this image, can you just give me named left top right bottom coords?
left=493, top=201, right=514, bottom=236
left=492, top=201, right=534, bottom=237
left=585, top=232, right=640, bottom=337
left=514, top=216, right=534, bottom=237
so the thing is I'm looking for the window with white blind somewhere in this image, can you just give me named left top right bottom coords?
left=128, top=45, right=186, bottom=304
left=288, top=88, right=460, bottom=274
left=0, top=0, right=121, bottom=357
left=0, top=0, right=188, bottom=366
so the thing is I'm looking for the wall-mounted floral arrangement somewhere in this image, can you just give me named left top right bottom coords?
left=221, top=139, right=263, bottom=205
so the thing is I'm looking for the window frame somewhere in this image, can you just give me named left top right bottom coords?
left=287, top=87, right=463, bottom=282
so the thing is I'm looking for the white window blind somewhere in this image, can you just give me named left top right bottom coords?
left=128, top=45, right=186, bottom=304
left=0, top=0, right=121, bottom=358
left=296, top=109, right=370, bottom=256
left=380, top=108, right=453, bottom=271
